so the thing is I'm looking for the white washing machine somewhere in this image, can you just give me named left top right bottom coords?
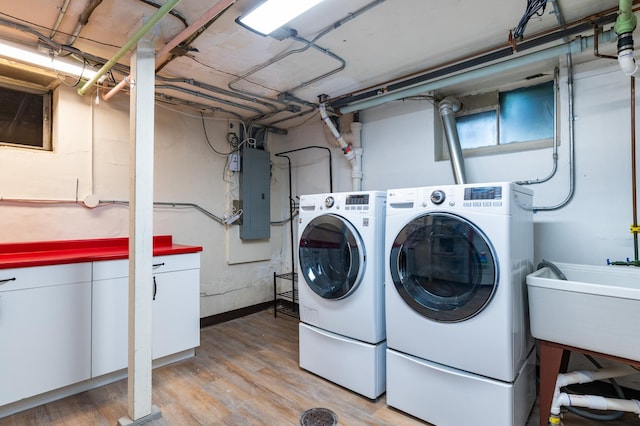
left=298, top=191, right=386, bottom=399
left=384, top=182, right=536, bottom=425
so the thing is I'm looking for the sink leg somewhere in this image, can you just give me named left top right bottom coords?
left=539, top=340, right=565, bottom=426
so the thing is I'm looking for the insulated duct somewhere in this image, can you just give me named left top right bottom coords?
left=438, top=97, right=467, bottom=184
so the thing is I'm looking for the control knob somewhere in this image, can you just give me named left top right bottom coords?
left=430, top=190, right=446, bottom=205
left=324, top=196, right=335, bottom=208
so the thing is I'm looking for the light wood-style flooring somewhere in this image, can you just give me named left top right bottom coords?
left=3, top=310, right=639, bottom=425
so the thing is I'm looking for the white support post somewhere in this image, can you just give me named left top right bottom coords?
left=118, top=36, right=160, bottom=425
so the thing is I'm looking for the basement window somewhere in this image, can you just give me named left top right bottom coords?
left=0, top=83, right=52, bottom=150
left=438, top=80, right=555, bottom=159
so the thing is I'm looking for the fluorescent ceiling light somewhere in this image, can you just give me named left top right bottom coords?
left=0, top=39, right=102, bottom=81
left=239, top=0, right=325, bottom=35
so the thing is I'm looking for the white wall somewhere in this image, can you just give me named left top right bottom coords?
left=0, top=85, right=288, bottom=318
left=2, top=56, right=637, bottom=318
left=289, top=60, right=639, bottom=268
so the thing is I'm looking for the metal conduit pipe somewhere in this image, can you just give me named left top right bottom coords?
left=517, top=66, right=560, bottom=186
left=50, top=0, right=72, bottom=39
left=534, top=0, right=577, bottom=212
left=155, top=93, right=244, bottom=119
left=156, top=75, right=278, bottom=112
left=155, top=84, right=262, bottom=114
left=286, top=35, right=346, bottom=94
left=227, top=0, right=385, bottom=107
left=438, top=97, right=466, bottom=184
left=338, top=30, right=616, bottom=114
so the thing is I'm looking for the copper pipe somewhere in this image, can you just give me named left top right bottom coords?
left=330, top=2, right=640, bottom=106
left=632, top=77, right=639, bottom=262
left=593, top=25, right=617, bottom=60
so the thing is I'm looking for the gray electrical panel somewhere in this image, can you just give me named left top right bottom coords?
left=239, top=147, right=271, bottom=240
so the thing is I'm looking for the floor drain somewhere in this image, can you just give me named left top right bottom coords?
left=300, top=407, right=338, bottom=426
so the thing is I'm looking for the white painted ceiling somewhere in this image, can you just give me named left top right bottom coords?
left=0, top=0, right=624, bottom=130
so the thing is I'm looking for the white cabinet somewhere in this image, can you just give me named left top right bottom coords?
left=91, top=253, right=200, bottom=377
left=0, top=263, right=92, bottom=406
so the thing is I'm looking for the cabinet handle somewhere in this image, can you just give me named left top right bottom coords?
left=153, top=276, right=157, bottom=300
left=0, top=277, right=16, bottom=285
left=153, top=262, right=165, bottom=268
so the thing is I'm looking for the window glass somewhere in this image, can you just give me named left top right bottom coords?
left=0, top=85, right=51, bottom=149
left=499, top=81, right=554, bottom=145
left=445, top=80, right=555, bottom=158
left=456, top=110, right=497, bottom=149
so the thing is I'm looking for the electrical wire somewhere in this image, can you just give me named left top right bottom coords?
left=200, top=112, right=250, bottom=156
left=513, top=0, right=548, bottom=39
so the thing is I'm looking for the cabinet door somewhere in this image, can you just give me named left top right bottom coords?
left=0, top=265, right=91, bottom=406
left=152, top=268, right=200, bottom=359
left=91, top=256, right=200, bottom=377
left=92, top=276, right=128, bottom=377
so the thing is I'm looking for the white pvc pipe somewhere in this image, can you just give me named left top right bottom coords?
left=618, top=48, right=639, bottom=76
left=556, top=393, right=640, bottom=415
left=319, top=103, right=351, bottom=154
left=551, top=366, right=640, bottom=416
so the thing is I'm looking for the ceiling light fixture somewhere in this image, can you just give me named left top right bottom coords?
left=237, top=0, right=325, bottom=36
left=0, top=39, right=102, bottom=81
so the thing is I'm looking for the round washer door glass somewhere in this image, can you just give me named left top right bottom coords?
left=389, top=212, right=497, bottom=322
left=299, top=214, right=365, bottom=300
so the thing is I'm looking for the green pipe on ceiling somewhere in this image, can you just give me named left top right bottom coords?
left=77, top=0, right=181, bottom=96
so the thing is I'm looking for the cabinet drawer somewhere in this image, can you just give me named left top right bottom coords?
left=0, top=263, right=91, bottom=292
left=152, top=253, right=200, bottom=273
left=93, top=259, right=128, bottom=280
left=92, top=253, right=200, bottom=281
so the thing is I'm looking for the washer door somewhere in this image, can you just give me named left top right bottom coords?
left=299, top=214, right=365, bottom=300
left=389, top=212, right=498, bottom=322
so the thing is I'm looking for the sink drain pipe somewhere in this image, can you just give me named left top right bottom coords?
left=319, top=99, right=363, bottom=191
left=549, top=366, right=640, bottom=424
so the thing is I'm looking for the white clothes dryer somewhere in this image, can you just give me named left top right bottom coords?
left=384, top=182, right=536, bottom=425
left=298, top=191, right=386, bottom=399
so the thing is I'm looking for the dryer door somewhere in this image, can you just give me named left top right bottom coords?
left=299, top=214, right=365, bottom=300
left=389, top=212, right=497, bottom=322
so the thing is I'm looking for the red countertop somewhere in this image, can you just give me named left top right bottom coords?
left=0, top=235, right=203, bottom=269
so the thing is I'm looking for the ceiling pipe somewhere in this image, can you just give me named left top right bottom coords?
left=330, top=9, right=622, bottom=111
left=155, top=0, right=236, bottom=64
left=438, top=97, right=466, bottom=185
left=615, top=0, right=640, bottom=76
left=337, top=30, right=616, bottom=114
left=50, top=0, right=72, bottom=39
left=319, top=96, right=363, bottom=191
left=227, top=0, right=386, bottom=110
left=102, top=0, right=235, bottom=101
left=77, top=0, right=181, bottom=96
left=66, top=0, right=104, bottom=46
